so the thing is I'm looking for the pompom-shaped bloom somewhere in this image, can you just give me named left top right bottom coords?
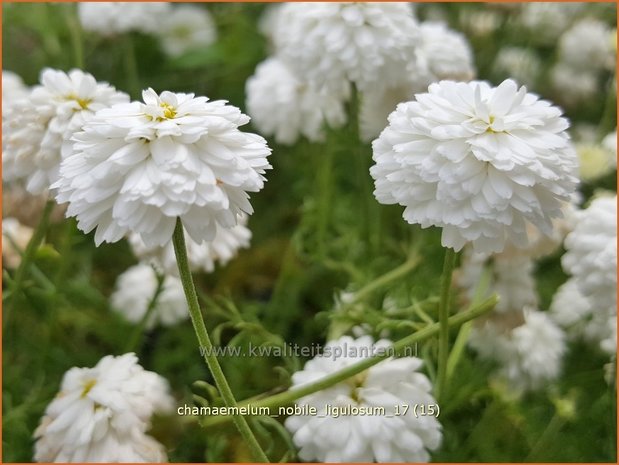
left=129, top=214, right=251, bottom=275
left=158, top=5, right=217, bottom=58
left=549, top=278, right=616, bottom=355
left=561, top=195, right=617, bottom=337
left=54, top=88, right=272, bottom=247
left=245, top=57, right=348, bottom=145
left=285, top=335, right=441, bottom=462
left=78, top=2, right=171, bottom=36
left=2, top=70, right=29, bottom=113
left=2, top=68, right=128, bottom=194
left=470, top=310, right=566, bottom=392
left=416, top=22, right=475, bottom=82
left=558, top=18, right=615, bottom=72
left=371, top=79, right=579, bottom=254
left=493, top=47, right=541, bottom=89
left=549, top=64, right=598, bottom=107
left=111, top=263, right=189, bottom=329
left=576, top=142, right=617, bottom=182
left=273, top=2, right=420, bottom=92
left=456, top=251, right=538, bottom=314
left=33, top=353, right=173, bottom=462
left=519, top=2, right=583, bottom=43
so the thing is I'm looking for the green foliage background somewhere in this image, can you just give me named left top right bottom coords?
left=3, top=2, right=617, bottom=463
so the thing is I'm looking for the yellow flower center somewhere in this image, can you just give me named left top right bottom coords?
left=66, top=93, right=92, bottom=110
left=81, top=379, right=97, bottom=398
left=160, top=102, right=177, bottom=119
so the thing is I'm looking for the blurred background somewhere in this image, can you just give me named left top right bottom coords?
left=2, top=2, right=617, bottom=462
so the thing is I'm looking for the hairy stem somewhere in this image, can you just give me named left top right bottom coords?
left=172, top=219, right=269, bottom=462
left=436, top=247, right=457, bottom=401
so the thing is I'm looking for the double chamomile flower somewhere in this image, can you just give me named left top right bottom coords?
left=54, top=88, right=272, bottom=247
left=285, top=336, right=441, bottom=463
left=2, top=68, right=128, bottom=194
left=34, top=353, right=173, bottom=462
left=371, top=79, right=579, bottom=254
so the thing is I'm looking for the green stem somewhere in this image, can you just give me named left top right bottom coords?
left=436, top=247, right=457, bottom=401
left=171, top=219, right=269, bottom=463
left=124, top=35, right=141, bottom=97
left=199, top=294, right=498, bottom=429
left=316, top=144, right=334, bottom=259
left=4, top=200, right=55, bottom=329
left=124, top=270, right=165, bottom=352
left=525, top=413, right=565, bottom=461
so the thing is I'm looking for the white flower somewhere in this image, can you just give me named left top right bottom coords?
left=158, top=5, right=217, bottom=57
left=33, top=353, right=173, bottom=462
left=519, top=2, right=583, bottom=43
left=54, top=88, right=272, bottom=247
left=359, top=83, right=418, bottom=143
left=562, top=195, right=617, bottom=313
left=602, top=129, right=617, bottom=158
left=470, top=310, right=566, bottom=392
left=559, top=194, right=617, bottom=354
left=129, top=214, right=251, bottom=275
left=2, top=68, right=128, bottom=194
left=493, top=47, right=541, bottom=89
left=558, top=18, right=615, bottom=71
left=245, top=57, right=348, bottom=145
left=416, top=22, right=475, bottom=82
left=458, top=10, right=500, bottom=38
left=576, top=142, right=617, bottom=182
left=285, top=335, right=441, bottom=462
left=2, top=217, right=34, bottom=269
left=550, top=279, right=593, bottom=331
left=111, top=263, right=189, bottom=329
left=370, top=79, right=579, bottom=254
left=78, top=2, right=171, bottom=36
left=273, top=2, right=420, bottom=92
left=549, top=64, right=598, bottom=106
left=2, top=70, right=29, bottom=113
left=549, top=278, right=615, bottom=354
left=456, top=251, right=538, bottom=314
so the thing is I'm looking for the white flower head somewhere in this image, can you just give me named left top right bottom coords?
left=561, top=194, right=617, bottom=352
left=111, top=263, right=189, bottom=329
left=549, top=277, right=615, bottom=356
left=558, top=18, right=615, bottom=72
left=33, top=353, right=173, bottom=462
left=602, top=129, right=617, bottom=159
left=78, top=2, right=171, bottom=36
left=129, top=214, right=251, bottom=276
left=494, top=47, right=541, bottom=89
left=549, top=64, right=598, bottom=107
left=2, top=68, right=128, bottom=194
left=416, top=22, right=475, bottom=82
left=576, top=142, right=617, bottom=182
left=54, top=88, right=272, bottom=247
left=245, top=57, right=349, bottom=145
left=158, top=5, right=217, bottom=58
left=371, top=79, right=579, bottom=254
left=2, top=70, right=29, bottom=113
left=456, top=250, right=538, bottom=314
left=470, top=310, right=566, bottom=392
left=285, top=335, right=442, bottom=462
left=273, top=2, right=420, bottom=93
left=519, top=2, right=584, bottom=43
